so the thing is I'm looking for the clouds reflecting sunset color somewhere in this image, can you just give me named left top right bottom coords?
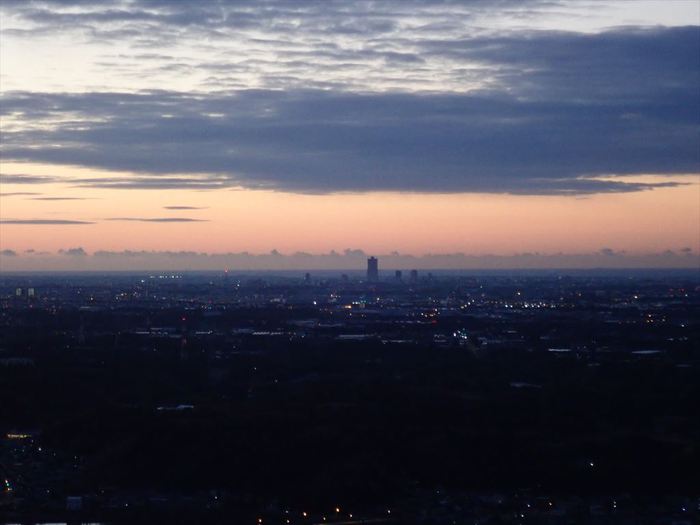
left=0, top=1, right=698, bottom=269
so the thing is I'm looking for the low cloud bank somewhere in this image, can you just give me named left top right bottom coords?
left=1, top=248, right=697, bottom=272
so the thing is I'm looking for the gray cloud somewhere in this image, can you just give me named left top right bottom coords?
left=1, top=247, right=697, bottom=271
left=1, top=0, right=692, bottom=95
left=0, top=174, right=58, bottom=184
left=163, top=205, right=208, bottom=210
left=1, top=58, right=698, bottom=195
left=0, top=5, right=697, bottom=195
left=0, top=219, right=94, bottom=224
left=0, top=249, right=18, bottom=257
left=59, top=247, right=87, bottom=256
left=0, top=192, right=42, bottom=197
left=0, top=1, right=542, bottom=35
left=71, top=176, right=231, bottom=190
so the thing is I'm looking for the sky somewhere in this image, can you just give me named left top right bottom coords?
left=0, top=0, right=699, bottom=271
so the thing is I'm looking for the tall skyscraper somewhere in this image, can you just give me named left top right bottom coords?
left=367, top=257, right=379, bottom=282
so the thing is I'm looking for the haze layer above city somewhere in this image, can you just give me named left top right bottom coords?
left=0, top=0, right=699, bottom=271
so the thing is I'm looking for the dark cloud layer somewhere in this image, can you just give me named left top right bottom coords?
left=73, top=176, right=231, bottom=190
left=1, top=1, right=546, bottom=36
left=1, top=246, right=697, bottom=271
left=0, top=174, right=57, bottom=184
left=0, top=5, right=697, bottom=195
left=59, top=247, right=87, bottom=256
left=0, top=219, right=94, bottom=225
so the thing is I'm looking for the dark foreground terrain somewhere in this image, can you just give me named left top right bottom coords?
left=1, top=269, right=698, bottom=523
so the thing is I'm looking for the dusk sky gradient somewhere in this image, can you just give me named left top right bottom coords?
left=0, top=0, right=698, bottom=270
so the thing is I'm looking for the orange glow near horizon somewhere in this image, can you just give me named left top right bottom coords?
left=1, top=163, right=698, bottom=257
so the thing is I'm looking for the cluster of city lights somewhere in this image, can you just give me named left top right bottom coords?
left=254, top=506, right=393, bottom=524
left=5, top=433, right=32, bottom=440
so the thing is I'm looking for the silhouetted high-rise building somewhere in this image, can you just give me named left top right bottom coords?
left=410, top=269, right=418, bottom=283
left=395, top=270, right=402, bottom=281
left=367, top=257, right=379, bottom=282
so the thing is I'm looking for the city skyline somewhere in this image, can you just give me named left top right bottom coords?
left=1, top=1, right=699, bottom=270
